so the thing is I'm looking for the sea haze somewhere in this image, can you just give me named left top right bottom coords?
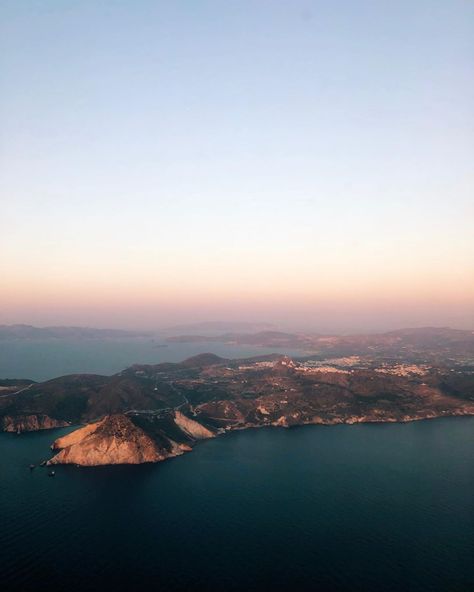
left=1, top=418, right=473, bottom=592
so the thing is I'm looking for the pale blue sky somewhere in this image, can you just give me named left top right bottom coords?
left=1, top=1, right=473, bottom=330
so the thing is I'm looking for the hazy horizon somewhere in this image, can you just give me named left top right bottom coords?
left=1, top=1, right=473, bottom=332
left=0, top=319, right=473, bottom=336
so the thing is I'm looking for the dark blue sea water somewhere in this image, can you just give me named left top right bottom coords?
left=1, top=418, right=473, bottom=592
left=0, top=338, right=297, bottom=381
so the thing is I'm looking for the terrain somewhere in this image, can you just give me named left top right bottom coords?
left=1, top=327, right=473, bottom=467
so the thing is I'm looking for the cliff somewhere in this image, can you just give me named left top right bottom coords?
left=2, top=414, right=69, bottom=433
left=173, top=410, right=215, bottom=439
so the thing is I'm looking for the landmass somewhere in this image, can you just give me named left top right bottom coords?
left=166, top=326, right=474, bottom=361
left=1, top=327, right=473, bottom=467
left=0, top=324, right=152, bottom=340
left=163, top=321, right=276, bottom=335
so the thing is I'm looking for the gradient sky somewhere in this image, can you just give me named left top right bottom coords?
left=1, top=1, right=473, bottom=332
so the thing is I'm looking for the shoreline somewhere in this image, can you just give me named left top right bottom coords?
left=45, top=407, right=474, bottom=467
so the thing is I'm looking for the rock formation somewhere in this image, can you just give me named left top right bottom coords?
left=48, top=415, right=190, bottom=466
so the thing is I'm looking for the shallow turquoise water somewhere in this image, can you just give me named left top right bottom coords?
left=1, top=418, right=473, bottom=591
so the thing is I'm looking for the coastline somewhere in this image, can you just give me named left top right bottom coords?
left=45, top=406, right=474, bottom=467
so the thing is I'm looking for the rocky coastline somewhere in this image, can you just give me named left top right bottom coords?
left=0, top=347, right=472, bottom=467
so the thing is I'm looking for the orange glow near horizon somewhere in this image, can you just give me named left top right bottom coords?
left=1, top=2, right=473, bottom=332
left=2, top=257, right=473, bottom=331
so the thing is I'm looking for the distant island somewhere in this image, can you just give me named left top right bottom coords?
left=163, top=321, right=276, bottom=334
left=0, top=324, right=153, bottom=340
left=0, top=322, right=277, bottom=340
left=1, top=327, right=473, bottom=467
left=166, top=326, right=474, bottom=356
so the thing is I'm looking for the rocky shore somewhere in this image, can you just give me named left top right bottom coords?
left=2, top=414, right=70, bottom=433
left=45, top=404, right=474, bottom=467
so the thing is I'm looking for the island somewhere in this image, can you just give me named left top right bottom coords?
left=1, top=327, right=474, bottom=467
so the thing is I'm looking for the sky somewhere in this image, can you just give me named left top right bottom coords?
left=1, top=1, right=473, bottom=332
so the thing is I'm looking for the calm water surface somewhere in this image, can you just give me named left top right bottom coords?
left=1, top=418, right=473, bottom=591
left=0, top=338, right=298, bottom=381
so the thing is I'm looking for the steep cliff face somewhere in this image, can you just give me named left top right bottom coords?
left=48, top=415, right=190, bottom=466
left=173, top=410, right=215, bottom=439
left=2, top=414, right=69, bottom=433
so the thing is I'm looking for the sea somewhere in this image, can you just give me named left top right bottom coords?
left=0, top=337, right=298, bottom=382
left=0, top=339, right=473, bottom=591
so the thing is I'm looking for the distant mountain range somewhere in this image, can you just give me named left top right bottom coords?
left=167, top=327, right=474, bottom=359
left=0, top=325, right=152, bottom=340
left=1, top=325, right=473, bottom=362
left=163, top=321, right=276, bottom=335
left=0, top=322, right=276, bottom=340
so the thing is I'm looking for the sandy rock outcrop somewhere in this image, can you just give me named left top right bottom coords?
left=48, top=414, right=189, bottom=466
left=51, top=421, right=102, bottom=450
left=173, top=411, right=215, bottom=440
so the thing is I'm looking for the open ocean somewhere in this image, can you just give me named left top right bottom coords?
left=1, top=417, right=473, bottom=592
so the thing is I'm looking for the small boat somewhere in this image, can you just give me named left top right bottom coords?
left=29, top=464, right=35, bottom=470
left=47, top=470, right=55, bottom=477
